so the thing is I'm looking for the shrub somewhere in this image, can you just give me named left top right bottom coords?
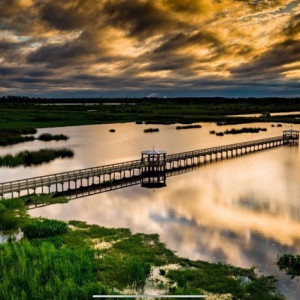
left=127, top=258, right=151, bottom=291
left=159, top=269, right=166, bottom=276
left=277, top=254, right=300, bottom=278
left=22, top=219, right=68, bottom=239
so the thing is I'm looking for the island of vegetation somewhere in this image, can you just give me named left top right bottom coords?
left=144, top=128, right=159, bottom=133
left=0, top=148, right=74, bottom=167
left=0, top=194, right=283, bottom=299
left=214, top=127, right=267, bottom=136
left=37, top=133, right=69, bottom=141
left=176, top=125, right=202, bottom=130
left=0, top=128, right=69, bottom=147
left=0, top=128, right=37, bottom=146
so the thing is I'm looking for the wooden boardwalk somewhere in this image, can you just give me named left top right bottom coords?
left=0, top=134, right=297, bottom=199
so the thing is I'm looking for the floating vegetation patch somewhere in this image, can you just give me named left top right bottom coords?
left=224, top=127, right=267, bottom=134
left=215, top=127, right=267, bottom=136
left=144, top=128, right=159, bottom=133
left=38, top=133, right=69, bottom=141
left=0, top=148, right=74, bottom=167
left=176, top=125, right=202, bottom=130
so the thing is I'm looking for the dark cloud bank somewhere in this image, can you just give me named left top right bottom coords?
left=0, top=0, right=299, bottom=97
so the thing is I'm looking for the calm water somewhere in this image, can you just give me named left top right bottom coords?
left=1, top=122, right=300, bottom=299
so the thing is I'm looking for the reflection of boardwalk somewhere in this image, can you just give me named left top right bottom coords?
left=0, top=133, right=298, bottom=199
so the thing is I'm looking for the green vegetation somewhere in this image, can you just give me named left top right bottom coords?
left=0, top=194, right=68, bottom=234
left=0, top=128, right=69, bottom=147
left=0, top=148, right=74, bottom=167
left=176, top=125, right=202, bottom=130
left=215, top=127, right=268, bottom=136
left=167, top=261, right=282, bottom=299
left=277, top=254, right=300, bottom=278
left=37, top=133, right=69, bottom=141
left=23, top=219, right=68, bottom=239
left=0, top=194, right=285, bottom=299
left=0, top=240, right=107, bottom=299
left=0, top=98, right=299, bottom=129
left=0, top=128, right=36, bottom=146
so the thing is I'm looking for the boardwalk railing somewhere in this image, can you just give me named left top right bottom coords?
left=166, top=136, right=285, bottom=162
left=0, top=135, right=297, bottom=199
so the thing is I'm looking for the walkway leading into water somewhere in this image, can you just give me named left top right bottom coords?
left=0, top=133, right=298, bottom=199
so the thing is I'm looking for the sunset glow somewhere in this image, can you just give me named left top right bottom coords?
left=0, top=0, right=299, bottom=97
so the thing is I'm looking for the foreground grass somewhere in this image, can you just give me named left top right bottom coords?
left=0, top=195, right=284, bottom=299
left=0, top=148, right=74, bottom=167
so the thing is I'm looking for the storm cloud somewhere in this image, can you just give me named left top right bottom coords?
left=0, top=0, right=299, bottom=97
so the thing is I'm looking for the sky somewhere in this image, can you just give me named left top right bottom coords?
left=0, top=0, right=300, bottom=98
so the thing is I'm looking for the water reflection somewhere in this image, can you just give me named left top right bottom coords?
left=1, top=121, right=300, bottom=298
left=30, top=144, right=300, bottom=299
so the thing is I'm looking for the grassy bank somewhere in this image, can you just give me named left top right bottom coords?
left=0, top=98, right=300, bottom=129
left=0, top=148, right=74, bottom=167
left=0, top=194, right=284, bottom=299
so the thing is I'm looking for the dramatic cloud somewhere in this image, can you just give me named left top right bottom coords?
left=0, top=0, right=299, bottom=97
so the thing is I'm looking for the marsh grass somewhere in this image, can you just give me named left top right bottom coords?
left=0, top=128, right=36, bottom=146
left=0, top=240, right=108, bottom=299
left=0, top=148, right=74, bottom=167
left=0, top=197, right=285, bottom=299
left=167, top=261, right=283, bottom=299
left=22, top=219, right=68, bottom=239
